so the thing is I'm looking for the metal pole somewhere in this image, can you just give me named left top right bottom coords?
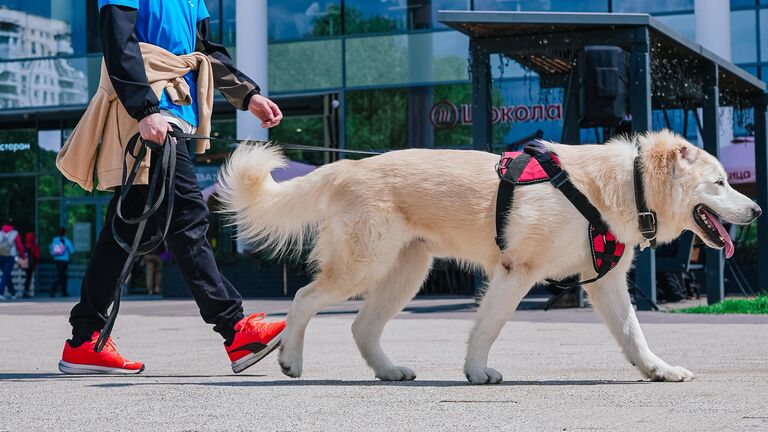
left=630, top=27, right=656, bottom=311
left=755, top=93, right=768, bottom=293
left=470, top=40, right=493, bottom=152
left=702, top=62, right=724, bottom=304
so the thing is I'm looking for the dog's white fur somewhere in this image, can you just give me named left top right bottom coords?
left=217, top=130, right=759, bottom=384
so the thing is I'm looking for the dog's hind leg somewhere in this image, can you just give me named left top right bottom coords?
left=464, top=264, right=535, bottom=384
left=351, top=241, right=433, bottom=381
left=279, top=218, right=409, bottom=378
left=585, top=271, right=694, bottom=382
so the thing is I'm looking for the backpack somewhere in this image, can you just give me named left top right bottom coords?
left=0, top=232, right=13, bottom=256
left=51, top=237, right=67, bottom=257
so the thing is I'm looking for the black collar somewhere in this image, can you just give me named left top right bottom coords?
left=633, top=154, right=658, bottom=248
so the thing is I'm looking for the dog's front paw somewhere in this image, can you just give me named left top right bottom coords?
left=375, top=366, right=416, bottom=382
left=464, top=367, right=503, bottom=385
left=645, top=364, right=694, bottom=382
left=278, top=350, right=303, bottom=378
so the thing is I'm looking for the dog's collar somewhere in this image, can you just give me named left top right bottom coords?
left=633, top=153, right=657, bottom=249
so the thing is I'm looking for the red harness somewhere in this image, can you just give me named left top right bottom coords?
left=495, top=143, right=625, bottom=285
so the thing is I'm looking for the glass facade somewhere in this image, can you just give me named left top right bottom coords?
left=0, top=0, right=767, bottom=294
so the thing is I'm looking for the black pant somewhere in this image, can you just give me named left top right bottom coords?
left=24, top=266, right=34, bottom=295
left=51, top=262, right=68, bottom=296
left=69, top=132, right=244, bottom=342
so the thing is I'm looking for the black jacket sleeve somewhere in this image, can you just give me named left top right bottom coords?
left=195, top=18, right=260, bottom=111
left=100, top=5, right=159, bottom=120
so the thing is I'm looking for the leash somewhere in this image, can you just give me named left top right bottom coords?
left=94, top=132, right=382, bottom=352
left=170, top=131, right=383, bottom=156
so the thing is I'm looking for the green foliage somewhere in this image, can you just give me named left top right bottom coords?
left=672, top=295, right=768, bottom=314
left=346, top=88, right=408, bottom=150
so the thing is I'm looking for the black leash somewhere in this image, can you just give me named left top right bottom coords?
left=94, top=132, right=176, bottom=352
left=94, top=132, right=382, bottom=352
left=170, top=131, right=383, bottom=156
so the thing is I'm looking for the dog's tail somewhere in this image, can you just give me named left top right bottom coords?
left=216, top=143, right=325, bottom=256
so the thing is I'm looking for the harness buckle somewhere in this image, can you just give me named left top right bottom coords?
left=550, top=171, right=569, bottom=189
left=637, top=211, right=657, bottom=236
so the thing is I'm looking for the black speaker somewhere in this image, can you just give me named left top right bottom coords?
left=578, top=46, right=628, bottom=127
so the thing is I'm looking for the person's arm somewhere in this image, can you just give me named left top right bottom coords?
left=100, top=5, right=158, bottom=120
left=100, top=4, right=171, bottom=143
left=194, top=18, right=258, bottom=110
left=14, top=235, right=25, bottom=259
left=195, top=17, right=282, bottom=127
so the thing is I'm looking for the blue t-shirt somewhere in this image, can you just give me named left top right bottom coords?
left=98, top=0, right=210, bottom=126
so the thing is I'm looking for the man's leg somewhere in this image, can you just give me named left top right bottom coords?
left=60, top=262, right=69, bottom=296
left=161, top=134, right=244, bottom=342
left=69, top=186, right=151, bottom=342
left=0, top=257, right=13, bottom=297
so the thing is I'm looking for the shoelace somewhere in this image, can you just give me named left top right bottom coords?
left=239, top=313, right=267, bottom=334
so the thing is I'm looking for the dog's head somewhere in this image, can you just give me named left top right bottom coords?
left=640, top=130, right=761, bottom=258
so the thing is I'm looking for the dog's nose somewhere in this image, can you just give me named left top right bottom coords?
left=752, top=206, right=762, bottom=220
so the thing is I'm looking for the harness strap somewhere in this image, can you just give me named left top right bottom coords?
left=633, top=155, right=657, bottom=248
left=495, top=154, right=531, bottom=249
left=529, top=151, right=608, bottom=233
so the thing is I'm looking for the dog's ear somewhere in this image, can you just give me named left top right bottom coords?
left=674, top=144, right=698, bottom=171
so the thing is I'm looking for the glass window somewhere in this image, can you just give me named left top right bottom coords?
left=730, top=0, right=758, bottom=8
left=345, top=31, right=469, bottom=87
left=654, top=13, right=695, bottom=41
left=432, top=1, right=472, bottom=29
left=490, top=77, right=564, bottom=150
left=474, top=0, right=607, bottom=12
left=37, top=200, right=61, bottom=258
left=38, top=130, right=61, bottom=173
left=344, top=0, right=407, bottom=34
left=270, top=39, right=343, bottom=93
left=39, top=175, right=61, bottom=198
left=761, top=9, right=768, bottom=61
left=0, top=58, right=89, bottom=110
left=221, top=0, right=236, bottom=47
left=269, top=1, right=341, bottom=41
left=346, top=88, right=408, bottom=151
left=0, top=0, right=86, bottom=57
left=731, top=10, right=757, bottom=63
left=613, top=0, right=693, bottom=13
left=271, top=116, right=329, bottom=165
left=0, top=129, right=36, bottom=173
left=0, top=176, right=36, bottom=234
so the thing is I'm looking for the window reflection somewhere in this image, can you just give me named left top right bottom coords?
left=731, top=10, right=757, bottom=63
left=0, top=0, right=85, bottom=57
left=474, top=0, right=607, bottom=12
left=268, top=1, right=342, bottom=41
left=613, top=0, right=693, bottom=13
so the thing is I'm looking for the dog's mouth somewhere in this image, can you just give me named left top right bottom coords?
left=693, top=204, right=733, bottom=258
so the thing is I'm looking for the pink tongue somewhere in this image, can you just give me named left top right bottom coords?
left=703, top=210, right=734, bottom=259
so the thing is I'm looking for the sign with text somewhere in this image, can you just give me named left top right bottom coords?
left=430, top=101, right=563, bottom=131
left=73, top=222, right=92, bottom=253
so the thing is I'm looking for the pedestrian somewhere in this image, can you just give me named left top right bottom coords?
left=55, top=0, right=285, bottom=375
left=49, top=228, right=75, bottom=297
left=0, top=219, right=26, bottom=300
left=143, top=245, right=163, bottom=295
left=22, top=233, right=41, bottom=298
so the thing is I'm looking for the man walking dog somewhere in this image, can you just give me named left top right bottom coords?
left=56, top=0, right=284, bottom=374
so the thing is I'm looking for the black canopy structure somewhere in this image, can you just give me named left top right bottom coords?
left=440, top=11, right=768, bottom=309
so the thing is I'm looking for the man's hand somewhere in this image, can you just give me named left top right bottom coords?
left=248, top=94, right=283, bottom=128
left=139, top=112, right=173, bottom=143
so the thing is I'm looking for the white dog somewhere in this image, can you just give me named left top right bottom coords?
left=217, top=130, right=760, bottom=384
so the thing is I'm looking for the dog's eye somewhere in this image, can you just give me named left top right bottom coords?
left=715, top=178, right=724, bottom=187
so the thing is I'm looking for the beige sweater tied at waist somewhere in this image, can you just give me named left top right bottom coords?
left=56, top=43, right=213, bottom=192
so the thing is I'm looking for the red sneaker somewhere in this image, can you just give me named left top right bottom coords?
left=58, top=332, right=144, bottom=375
left=226, top=313, right=285, bottom=373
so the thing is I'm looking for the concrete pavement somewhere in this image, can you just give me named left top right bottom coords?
left=1, top=297, right=767, bottom=431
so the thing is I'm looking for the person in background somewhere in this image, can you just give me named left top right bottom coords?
left=50, top=228, right=75, bottom=297
left=143, top=244, right=163, bottom=295
left=0, top=219, right=26, bottom=300
left=22, top=233, right=41, bottom=298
